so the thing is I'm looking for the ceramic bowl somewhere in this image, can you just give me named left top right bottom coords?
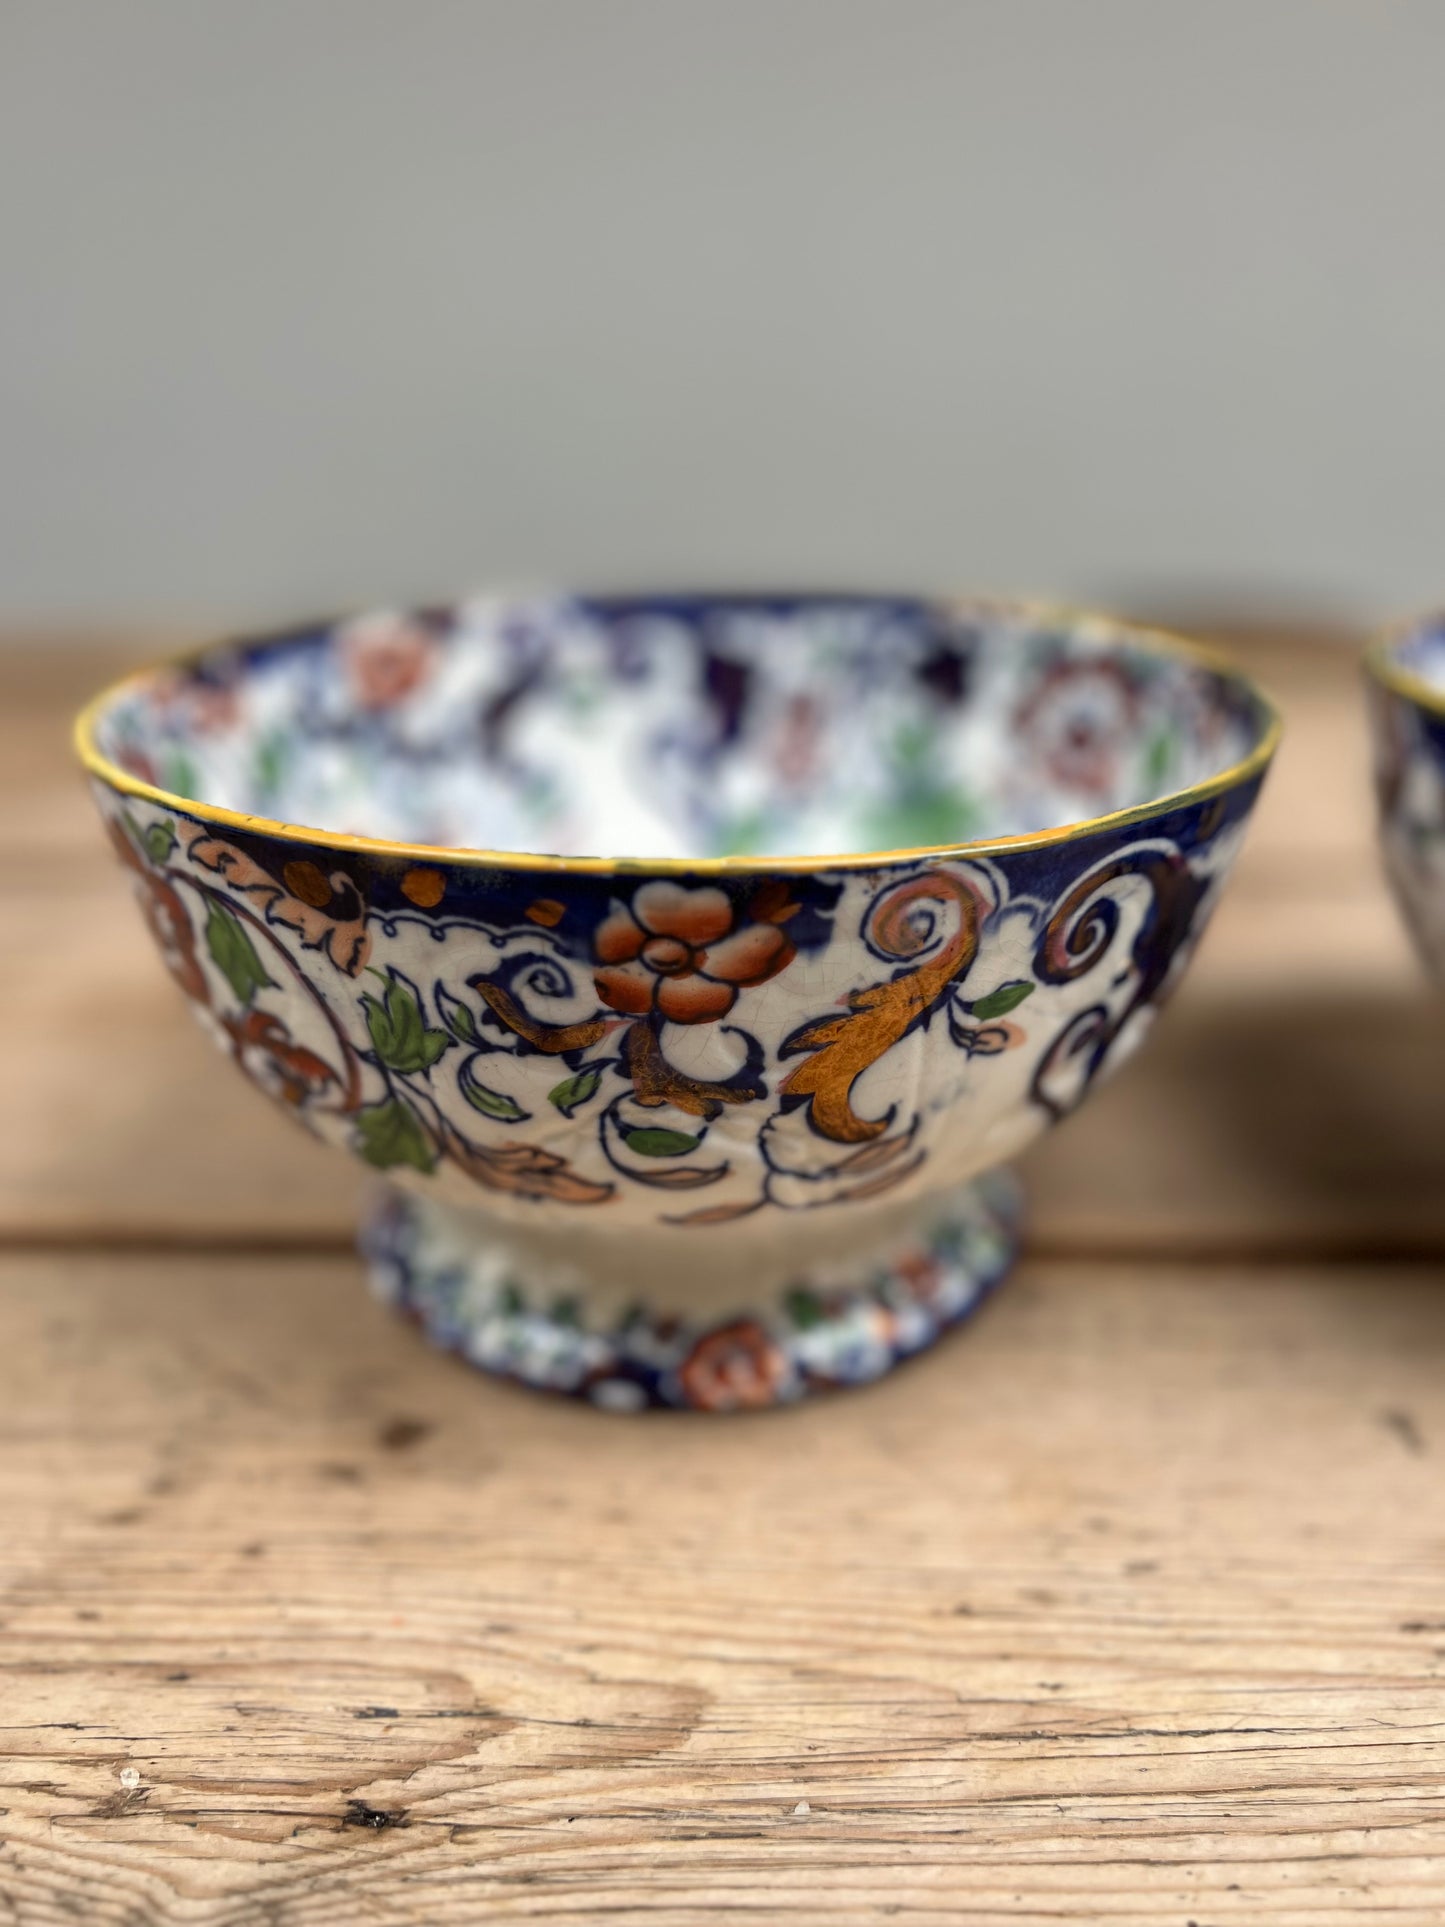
left=1367, top=615, right=1445, bottom=978
left=77, top=593, right=1280, bottom=1411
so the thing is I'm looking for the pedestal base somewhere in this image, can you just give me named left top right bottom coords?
left=362, top=1173, right=1022, bottom=1413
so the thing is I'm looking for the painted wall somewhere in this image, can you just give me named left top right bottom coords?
left=3, top=1, right=1442, bottom=623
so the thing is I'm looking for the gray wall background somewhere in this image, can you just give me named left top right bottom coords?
left=3, top=0, right=1444, bottom=626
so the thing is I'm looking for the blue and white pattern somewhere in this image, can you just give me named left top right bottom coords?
left=1369, top=619, right=1445, bottom=978
left=365, top=1174, right=1021, bottom=1412
left=93, top=594, right=1262, bottom=862
left=80, top=593, right=1279, bottom=1409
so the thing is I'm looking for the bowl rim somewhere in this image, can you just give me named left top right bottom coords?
left=73, top=591, right=1284, bottom=878
left=1366, top=610, right=1445, bottom=721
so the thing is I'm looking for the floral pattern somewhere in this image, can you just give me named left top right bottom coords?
left=92, top=594, right=1265, bottom=862
left=222, top=1007, right=341, bottom=1108
left=593, top=879, right=796, bottom=1024
left=82, top=593, right=1277, bottom=1409
left=365, top=1175, right=1021, bottom=1411
left=341, top=611, right=440, bottom=712
left=1015, top=654, right=1142, bottom=797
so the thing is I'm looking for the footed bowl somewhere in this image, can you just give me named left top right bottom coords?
left=77, top=593, right=1279, bottom=1411
left=1367, top=615, right=1445, bottom=978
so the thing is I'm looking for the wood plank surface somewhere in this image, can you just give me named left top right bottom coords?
left=4, top=1248, right=1445, bottom=1925
left=4, top=626, right=1445, bottom=1923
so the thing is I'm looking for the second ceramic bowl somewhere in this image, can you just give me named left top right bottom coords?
left=1367, top=614, right=1445, bottom=978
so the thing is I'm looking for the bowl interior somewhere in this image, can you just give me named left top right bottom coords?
left=91, top=595, right=1269, bottom=861
left=1381, top=617, right=1445, bottom=706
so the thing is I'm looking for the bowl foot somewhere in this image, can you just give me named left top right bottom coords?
left=362, top=1173, right=1022, bottom=1413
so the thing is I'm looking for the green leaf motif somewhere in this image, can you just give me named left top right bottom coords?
left=784, top=1286, right=826, bottom=1331
left=891, top=718, right=933, bottom=774
left=204, top=898, right=274, bottom=1005
left=143, top=819, right=178, bottom=865
left=354, top=1098, right=436, bottom=1173
left=254, top=733, right=288, bottom=799
left=163, top=750, right=199, bottom=798
left=863, top=786, right=979, bottom=851
left=970, top=980, right=1035, bottom=1021
left=548, top=1065, right=603, bottom=1117
left=439, top=993, right=480, bottom=1046
left=122, top=809, right=151, bottom=858
left=623, top=1127, right=702, bottom=1159
left=1145, top=728, right=1175, bottom=788
left=363, top=972, right=451, bottom=1074
left=462, top=1073, right=528, bottom=1121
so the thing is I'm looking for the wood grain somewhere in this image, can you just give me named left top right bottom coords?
left=5, top=625, right=1445, bottom=1923
left=4, top=1249, right=1445, bottom=1924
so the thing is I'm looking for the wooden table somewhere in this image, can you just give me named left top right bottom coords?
left=4, top=632, right=1444, bottom=1924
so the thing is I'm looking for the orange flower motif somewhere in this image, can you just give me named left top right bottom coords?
left=894, top=1247, right=946, bottom=1305
left=1015, top=656, right=1140, bottom=797
left=185, top=681, right=240, bottom=736
left=341, top=615, right=437, bottom=712
left=106, top=814, right=209, bottom=1005
left=677, top=1319, right=790, bottom=1411
left=593, top=880, right=795, bottom=1026
left=224, top=1008, right=340, bottom=1108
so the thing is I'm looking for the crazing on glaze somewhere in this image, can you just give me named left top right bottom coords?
left=82, top=595, right=1278, bottom=1410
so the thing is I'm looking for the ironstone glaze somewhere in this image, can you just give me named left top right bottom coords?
left=1367, top=617, right=1445, bottom=978
left=77, top=594, right=1280, bottom=1411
